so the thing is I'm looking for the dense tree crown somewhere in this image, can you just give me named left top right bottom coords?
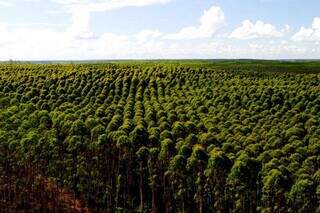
left=0, top=62, right=319, bottom=212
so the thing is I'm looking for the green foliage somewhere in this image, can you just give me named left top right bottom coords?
left=0, top=62, right=319, bottom=212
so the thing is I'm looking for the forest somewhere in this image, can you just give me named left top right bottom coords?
left=0, top=61, right=319, bottom=212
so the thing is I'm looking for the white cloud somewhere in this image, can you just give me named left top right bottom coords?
left=1, top=25, right=314, bottom=60
left=0, top=22, right=13, bottom=45
left=0, top=1, right=14, bottom=7
left=67, top=7, right=95, bottom=39
left=0, top=22, right=8, bottom=32
left=0, top=2, right=319, bottom=60
left=247, top=42, right=307, bottom=58
left=284, top=24, right=290, bottom=33
left=0, top=0, right=175, bottom=60
left=52, top=0, right=172, bottom=12
left=165, top=6, right=225, bottom=39
left=52, top=0, right=173, bottom=40
left=135, top=30, right=163, bottom=43
left=312, top=17, right=320, bottom=29
left=292, top=17, right=320, bottom=41
left=230, top=20, right=287, bottom=39
left=0, top=0, right=40, bottom=7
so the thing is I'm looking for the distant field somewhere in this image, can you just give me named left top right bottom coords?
left=0, top=62, right=319, bottom=212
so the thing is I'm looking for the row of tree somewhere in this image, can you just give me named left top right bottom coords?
left=0, top=63, right=319, bottom=212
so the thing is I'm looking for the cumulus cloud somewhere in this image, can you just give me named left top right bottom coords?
left=52, top=0, right=173, bottom=40
left=0, top=0, right=40, bottom=7
left=0, top=1, right=14, bottom=7
left=230, top=20, right=288, bottom=39
left=0, top=1, right=319, bottom=60
left=164, top=6, right=225, bottom=39
left=247, top=42, right=307, bottom=58
left=67, top=8, right=95, bottom=39
left=135, top=30, right=163, bottom=43
left=0, top=22, right=8, bottom=32
left=55, top=3, right=224, bottom=41
left=52, top=0, right=172, bottom=13
left=292, top=17, right=320, bottom=41
left=0, top=0, right=174, bottom=60
left=0, top=29, right=316, bottom=60
left=0, top=22, right=14, bottom=45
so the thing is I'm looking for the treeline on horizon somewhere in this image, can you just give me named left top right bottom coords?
left=2, top=59, right=320, bottom=72
left=0, top=63, right=319, bottom=212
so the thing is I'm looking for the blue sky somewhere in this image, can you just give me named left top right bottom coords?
left=0, top=0, right=319, bottom=60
